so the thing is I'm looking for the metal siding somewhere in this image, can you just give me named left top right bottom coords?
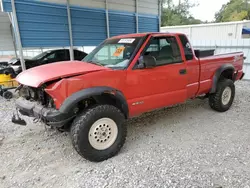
left=71, top=6, right=107, bottom=46
left=0, top=12, right=14, bottom=51
left=138, top=14, right=159, bottom=33
left=138, top=0, right=159, bottom=15
left=190, top=25, right=240, bottom=40
left=42, top=0, right=105, bottom=9
left=40, top=0, right=67, bottom=4
left=2, top=0, right=160, bottom=47
left=108, top=0, right=135, bottom=12
left=14, top=0, right=70, bottom=47
left=109, top=11, right=136, bottom=37
left=41, top=0, right=159, bottom=15
left=161, top=21, right=250, bottom=40
left=1, top=0, right=12, bottom=12
left=2, top=0, right=160, bottom=15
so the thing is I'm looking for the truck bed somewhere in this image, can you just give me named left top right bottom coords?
left=198, top=52, right=244, bottom=95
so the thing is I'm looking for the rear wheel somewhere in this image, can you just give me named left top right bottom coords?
left=209, top=79, right=235, bottom=112
left=70, top=105, right=127, bottom=162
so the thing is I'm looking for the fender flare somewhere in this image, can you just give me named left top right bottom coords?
left=59, top=86, right=129, bottom=117
left=210, top=64, right=235, bottom=93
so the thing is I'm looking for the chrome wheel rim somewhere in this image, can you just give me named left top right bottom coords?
left=88, top=118, right=118, bottom=150
left=222, top=86, right=232, bottom=105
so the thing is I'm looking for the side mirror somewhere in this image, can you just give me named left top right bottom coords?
left=144, top=55, right=156, bottom=68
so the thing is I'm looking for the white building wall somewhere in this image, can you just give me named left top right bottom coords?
left=161, top=21, right=250, bottom=40
left=161, top=21, right=250, bottom=80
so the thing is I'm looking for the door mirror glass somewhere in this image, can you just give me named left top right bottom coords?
left=144, top=55, right=156, bottom=68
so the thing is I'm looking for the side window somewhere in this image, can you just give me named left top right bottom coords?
left=56, top=50, right=67, bottom=61
left=40, top=52, right=56, bottom=64
left=74, top=50, right=80, bottom=60
left=179, top=35, right=194, bottom=61
left=74, top=50, right=78, bottom=58
left=46, top=52, right=56, bottom=60
left=144, top=36, right=182, bottom=66
left=44, top=50, right=67, bottom=63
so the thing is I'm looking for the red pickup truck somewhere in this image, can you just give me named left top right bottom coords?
left=13, top=32, right=244, bottom=162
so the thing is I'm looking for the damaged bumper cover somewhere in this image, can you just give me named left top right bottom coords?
left=15, top=98, right=75, bottom=127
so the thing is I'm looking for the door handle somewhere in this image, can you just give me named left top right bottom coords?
left=179, top=69, right=187, bottom=75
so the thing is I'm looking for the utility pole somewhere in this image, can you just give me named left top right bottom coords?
left=11, top=0, right=26, bottom=71
left=66, top=0, right=74, bottom=61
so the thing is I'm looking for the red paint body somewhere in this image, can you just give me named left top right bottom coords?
left=16, top=33, right=244, bottom=117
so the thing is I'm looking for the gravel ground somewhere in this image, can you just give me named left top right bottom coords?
left=0, top=81, right=250, bottom=188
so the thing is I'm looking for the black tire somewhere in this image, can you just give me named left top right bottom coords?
left=209, top=79, right=235, bottom=112
left=70, top=105, right=127, bottom=162
left=3, top=91, right=13, bottom=99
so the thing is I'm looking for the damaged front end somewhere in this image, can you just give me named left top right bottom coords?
left=12, top=85, right=75, bottom=127
left=11, top=60, right=109, bottom=127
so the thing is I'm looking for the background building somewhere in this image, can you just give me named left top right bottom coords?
left=161, top=20, right=250, bottom=40
left=161, top=21, right=250, bottom=80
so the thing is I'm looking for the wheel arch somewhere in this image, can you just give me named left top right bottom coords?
left=210, top=64, right=235, bottom=94
left=59, top=86, right=129, bottom=118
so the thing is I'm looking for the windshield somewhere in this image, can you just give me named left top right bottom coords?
left=31, top=51, right=50, bottom=60
left=83, top=37, right=143, bottom=69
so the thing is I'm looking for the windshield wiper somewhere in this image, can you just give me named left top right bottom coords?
left=87, top=61, right=104, bottom=67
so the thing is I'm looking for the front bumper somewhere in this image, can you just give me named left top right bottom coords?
left=15, top=98, right=75, bottom=127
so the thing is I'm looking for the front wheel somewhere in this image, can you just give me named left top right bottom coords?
left=70, top=105, right=127, bottom=162
left=209, top=79, right=235, bottom=112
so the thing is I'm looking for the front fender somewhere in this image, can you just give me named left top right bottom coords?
left=59, top=86, right=129, bottom=117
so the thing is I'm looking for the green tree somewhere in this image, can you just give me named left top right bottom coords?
left=215, top=0, right=250, bottom=22
left=161, top=0, right=202, bottom=26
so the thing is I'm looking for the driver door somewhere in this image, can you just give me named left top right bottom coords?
left=125, top=36, right=188, bottom=116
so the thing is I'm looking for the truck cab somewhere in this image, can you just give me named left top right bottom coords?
left=13, top=32, right=244, bottom=162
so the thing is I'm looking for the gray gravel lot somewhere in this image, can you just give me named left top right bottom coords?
left=0, top=81, right=250, bottom=188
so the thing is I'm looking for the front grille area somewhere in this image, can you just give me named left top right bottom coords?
left=19, top=86, right=54, bottom=107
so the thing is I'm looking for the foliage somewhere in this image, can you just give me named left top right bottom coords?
left=215, top=0, right=250, bottom=22
left=161, top=0, right=202, bottom=26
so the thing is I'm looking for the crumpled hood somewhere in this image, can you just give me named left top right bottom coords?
left=16, top=61, right=109, bottom=87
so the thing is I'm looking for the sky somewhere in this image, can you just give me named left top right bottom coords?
left=173, top=0, right=230, bottom=21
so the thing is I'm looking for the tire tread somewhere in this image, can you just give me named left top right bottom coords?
left=209, top=78, right=235, bottom=112
left=70, top=105, right=126, bottom=162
